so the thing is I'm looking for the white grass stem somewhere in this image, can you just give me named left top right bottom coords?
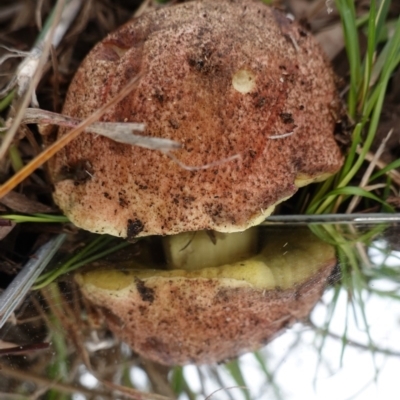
left=361, top=150, right=400, bottom=187
left=0, top=74, right=142, bottom=198
left=21, top=108, right=183, bottom=152
left=0, top=0, right=82, bottom=161
left=41, top=0, right=82, bottom=50
left=35, top=0, right=45, bottom=31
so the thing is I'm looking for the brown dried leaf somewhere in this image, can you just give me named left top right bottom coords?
left=387, top=196, right=400, bottom=209
left=0, top=191, right=54, bottom=213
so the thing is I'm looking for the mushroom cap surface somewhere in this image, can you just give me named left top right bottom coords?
left=51, top=0, right=344, bottom=238
left=75, top=228, right=337, bottom=365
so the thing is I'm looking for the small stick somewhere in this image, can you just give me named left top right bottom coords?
left=23, top=108, right=179, bottom=150
left=360, top=146, right=400, bottom=187
left=0, top=74, right=142, bottom=199
left=0, top=362, right=110, bottom=398
left=0, top=342, right=50, bottom=356
left=205, top=386, right=248, bottom=400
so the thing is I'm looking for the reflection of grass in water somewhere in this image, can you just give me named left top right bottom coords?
left=301, top=2, right=400, bottom=394
left=311, top=225, right=380, bottom=372
left=310, top=222, right=400, bottom=393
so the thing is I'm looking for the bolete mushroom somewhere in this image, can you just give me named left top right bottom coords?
left=76, top=228, right=337, bottom=365
left=50, top=0, right=344, bottom=238
left=50, top=0, right=344, bottom=365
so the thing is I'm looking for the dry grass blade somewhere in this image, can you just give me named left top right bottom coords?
left=0, top=0, right=80, bottom=160
left=0, top=234, right=66, bottom=329
left=0, top=73, right=143, bottom=198
left=39, top=0, right=82, bottom=50
left=22, top=108, right=180, bottom=151
left=361, top=150, right=400, bottom=188
left=0, top=363, right=111, bottom=398
left=204, top=386, right=248, bottom=400
left=141, top=360, right=176, bottom=398
left=0, top=45, right=31, bottom=65
left=347, top=129, right=394, bottom=213
left=308, top=320, right=400, bottom=357
left=101, top=380, right=176, bottom=400
left=0, top=190, right=54, bottom=213
left=0, top=342, right=50, bottom=355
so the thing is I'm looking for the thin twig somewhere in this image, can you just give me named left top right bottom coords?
left=0, top=342, right=50, bottom=356
left=356, top=139, right=400, bottom=188
left=35, top=0, right=45, bottom=31
left=0, top=74, right=142, bottom=198
left=102, top=379, right=175, bottom=400
left=0, top=46, right=31, bottom=65
left=207, top=366, right=235, bottom=400
left=308, top=320, right=400, bottom=357
left=346, top=129, right=393, bottom=213
left=21, top=108, right=178, bottom=151
left=204, top=386, right=248, bottom=400
left=140, top=360, right=176, bottom=398
left=0, top=363, right=110, bottom=397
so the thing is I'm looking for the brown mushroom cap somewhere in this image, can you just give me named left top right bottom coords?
left=51, top=0, right=344, bottom=238
left=75, top=228, right=337, bottom=365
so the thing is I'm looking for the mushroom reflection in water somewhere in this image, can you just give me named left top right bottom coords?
left=50, top=0, right=344, bottom=365
left=76, top=228, right=337, bottom=365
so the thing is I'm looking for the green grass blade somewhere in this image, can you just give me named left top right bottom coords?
left=380, top=15, right=400, bottom=79
left=375, top=0, right=392, bottom=42
left=253, top=352, right=283, bottom=400
left=309, top=186, right=393, bottom=214
left=170, top=367, right=185, bottom=396
left=0, top=90, right=15, bottom=112
left=336, top=0, right=362, bottom=117
left=359, top=0, right=377, bottom=108
left=0, top=213, right=70, bottom=223
left=224, top=360, right=250, bottom=400
left=338, top=122, right=363, bottom=181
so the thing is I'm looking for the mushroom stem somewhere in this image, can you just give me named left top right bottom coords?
left=161, top=228, right=259, bottom=271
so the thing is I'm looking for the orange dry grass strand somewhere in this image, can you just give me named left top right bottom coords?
left=0, top=74, right=142, bottom=199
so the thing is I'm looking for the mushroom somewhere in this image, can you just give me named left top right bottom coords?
left=50, top=0, right=344, bottom=365
left=76, top=228, right=337, bottom=365
left=49, top=0, right=344, bottom=239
